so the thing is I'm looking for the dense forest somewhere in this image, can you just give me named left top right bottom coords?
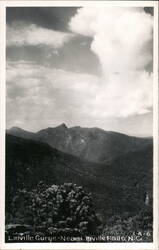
left=5, top=127, right=153, bottom=242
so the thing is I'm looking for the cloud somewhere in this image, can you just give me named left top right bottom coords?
left=89, top=71, right=153, bottom=118
left=69, top=7, right=153, bottom=118
left=6, top=7, right=153, bottom=135
left=69, top=7, right=153, bottom=73
left=6, top=61, right=100, bottom=130
left=6, top=60, right=152, bottom=132
left=7, top=22, right=73, bottom=48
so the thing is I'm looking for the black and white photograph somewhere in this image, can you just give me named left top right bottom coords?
left=0, top=1, right=158, bottom=249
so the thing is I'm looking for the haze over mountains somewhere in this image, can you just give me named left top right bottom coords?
left=7, top=124, right=152, bottom=163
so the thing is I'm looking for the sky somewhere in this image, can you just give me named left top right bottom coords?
left=6, top=7, right=153, bottom=136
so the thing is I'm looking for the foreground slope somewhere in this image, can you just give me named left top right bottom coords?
left=6, top=134, right=153, bottom=219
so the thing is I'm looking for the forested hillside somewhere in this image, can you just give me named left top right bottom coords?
left=6, top=133, right=153, bottom=221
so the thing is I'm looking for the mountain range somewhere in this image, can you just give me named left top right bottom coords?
left=7, top=124, right=152, bottom=163
left=6, top=125, right=153, bottom=219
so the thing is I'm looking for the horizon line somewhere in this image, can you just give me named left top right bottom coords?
left=6, top=124, right=153, bottom=139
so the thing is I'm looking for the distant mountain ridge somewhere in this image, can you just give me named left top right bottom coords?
left=7, top=126, right=37, bottom=140
left=7, top=124, right=152, bottom=163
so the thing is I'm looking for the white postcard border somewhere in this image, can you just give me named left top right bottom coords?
left=0, top=1, right=158, bottom=250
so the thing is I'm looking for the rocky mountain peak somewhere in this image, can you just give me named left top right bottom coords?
left=55, top=123, right=68, bottom=130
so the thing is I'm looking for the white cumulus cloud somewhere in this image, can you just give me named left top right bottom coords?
left=69, top=7, right=153, bottom=117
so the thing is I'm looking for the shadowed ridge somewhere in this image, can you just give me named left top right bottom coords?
left=6, top=133, right=153, bottom=219
left=7, top=124, right=153, bottom=163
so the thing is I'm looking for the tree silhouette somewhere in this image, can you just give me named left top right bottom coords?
left=6, top=182, right=102, bottom=240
